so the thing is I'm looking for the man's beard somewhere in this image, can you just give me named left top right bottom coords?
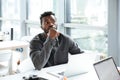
left=44, top=26, right=57, bottom=34
left=44, top=29, right=49, bottom=34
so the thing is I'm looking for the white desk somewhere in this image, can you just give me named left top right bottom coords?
left=0, top=64, right=99, bottom=80
left=0, top=52, right=103, bottom=80
left=0, top=40, right=29, bottom=61
left=0, top=40, right=29, bottom=75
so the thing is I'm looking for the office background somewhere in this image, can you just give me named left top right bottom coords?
left=0, top=0, right=119, bottom=66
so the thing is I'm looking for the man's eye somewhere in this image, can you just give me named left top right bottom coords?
left=46, top=22, right=49, bottom=24
left=44, top=22, right=49, bottom=24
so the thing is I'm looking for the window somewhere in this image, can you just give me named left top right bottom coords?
left=26, top=0, right=54, bottom=36
left=28, top=0, right=53, bottom=21
left=2, top=0, right=20, bottom=19
left=64, top=0, right=108, bottom=54
left=70, top=0, right=107, bottom=26
left=0, top=0, right=21, bottom=40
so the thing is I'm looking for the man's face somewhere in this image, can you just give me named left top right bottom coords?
left=41, top=15, right=57, bottom=33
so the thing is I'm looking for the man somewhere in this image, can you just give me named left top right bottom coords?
left=30, top=11, right=84, bottom=70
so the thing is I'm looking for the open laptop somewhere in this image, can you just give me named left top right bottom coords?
left=93, top=57, right=120, bottom=80
left=62, top=54, right=95, bottom=77
left=47, top=53, right=98, bottom=78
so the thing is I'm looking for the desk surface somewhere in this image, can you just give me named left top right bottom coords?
left=0, top=64, right=99, bottom=80
left=0, top=40, right=29, bottom=50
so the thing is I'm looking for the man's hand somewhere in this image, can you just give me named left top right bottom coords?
left=117, top=67, right=120, bottom=73
left=63, top=76, right=68, bottom=80
left=48, top=27, right=59, bottom=39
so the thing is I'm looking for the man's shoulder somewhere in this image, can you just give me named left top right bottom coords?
left=60, top=33, right=70, bottom=38
left=33, top=33, right=45, bottom=39
left=30, top=33, right=45, bottom=43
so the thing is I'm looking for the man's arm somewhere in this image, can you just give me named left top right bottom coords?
left=30, top=37, right=56, bottom=70
left=68, top=38, right=84, bottom=54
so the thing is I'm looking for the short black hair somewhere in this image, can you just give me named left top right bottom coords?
left=40, top=11, right=55, bottom=25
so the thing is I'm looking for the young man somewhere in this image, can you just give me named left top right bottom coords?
left=30, top=11, right=84, bottom=70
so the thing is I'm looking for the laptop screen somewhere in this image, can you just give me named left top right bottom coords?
left=93, top=57, right=120, bottom=80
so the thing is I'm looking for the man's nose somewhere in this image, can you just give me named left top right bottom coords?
left=49, top=23, right=54, bottom=27
left=50, top=22, right=54, bottom=26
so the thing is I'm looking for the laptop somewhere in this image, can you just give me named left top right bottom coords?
left=93, top=57, right=120, bottom=80
left=63, top=54, right=94, bottom=77
left=47, top=53, right=97, bottom=78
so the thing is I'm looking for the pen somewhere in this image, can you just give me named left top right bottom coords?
left=46, top=72, right=61, bottom=78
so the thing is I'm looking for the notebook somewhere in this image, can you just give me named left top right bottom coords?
left=93, top=57, right=120, bottom=80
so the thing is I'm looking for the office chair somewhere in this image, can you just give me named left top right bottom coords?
left=0, top=50, right=12, bottom=77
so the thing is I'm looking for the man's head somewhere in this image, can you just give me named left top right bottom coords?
left=40, top=11, right=57, bottom=33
